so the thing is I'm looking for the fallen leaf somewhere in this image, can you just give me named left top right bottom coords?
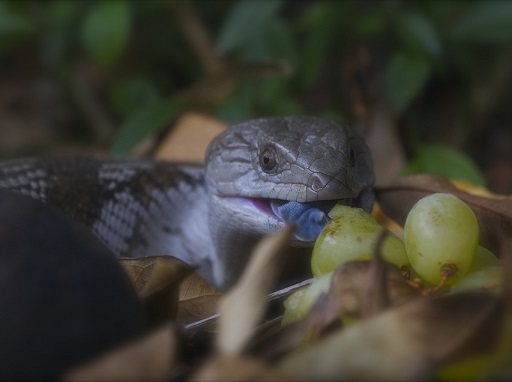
left=154, top=112, right=227, bottom=162
left=364, top=230, right=393, bottom=317
left=192, top=354, right=295, bottom=382
left=63, top=324, right=181, bottom=381
left=314, top=262, right=416, bottom=337
left=252, top=260, right=419, bottom=360
left=216, top=225, right=294, bottom=355
left=375, top=173, right=512, bottom=254
left=120, top=256, right=194, bottom=327
left=279, top=292, right=504, bottom=381
left=177, top=273, right=222, bottom=326
left=120, top=256, right=192, bottom=296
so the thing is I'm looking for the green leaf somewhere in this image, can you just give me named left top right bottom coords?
left=403, top=144, right=486, bottom=187
left=215, top=80, right=254, bottom=124
left=109, top=77, right=161, bottom=117
left=385, top=52, right=430, bottom=114
left=252, top=79, right=303, bottom=116
left=353, top=11, right=387, bottom=38
left=0, top=2, right=34, bottom=55
left=397, top=13, right=441, bottom=57
left=236, top=15, right=297, bottom=64
left=81, top=1, right=131, bottom=67
left=297, top=27, right=329, bottom=88
left=110, top=98, right=181, bottom=155
left=216, top=0, right=284, bottom=54
left=295, top=3, right=336, bottom=88
left=43, top=1, right=83, bottom=68
left=46, top=1, right=82, bottom=28
left=254, top=78, right=287, bottom=108
left=451, top=2, right=512, bottom=43
left=270, top=97, right=303, bottom=116
left=0, top=2, right=33, bottom=36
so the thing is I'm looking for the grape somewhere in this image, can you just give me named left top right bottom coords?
left=311, top=205, right=409, bottom=277
left=449, top=265, right=502, bottom=293
left=282, top=272, right=334, bottom=325
left=449, top=246, right=502, bottom=293
left=404, top=193, right=479, bottom=285
left=470, top=245, right=501, bottom=269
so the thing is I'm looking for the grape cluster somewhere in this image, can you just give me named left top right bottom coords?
left=284, top=193, right=503, bottom=323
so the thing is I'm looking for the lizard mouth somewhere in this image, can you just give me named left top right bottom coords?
left=246, top=187, right=374, bottom=242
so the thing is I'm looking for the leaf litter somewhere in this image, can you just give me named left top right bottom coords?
left=62, top=173, right=512, bottom=381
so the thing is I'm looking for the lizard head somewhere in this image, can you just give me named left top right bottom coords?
left=203, top=116, right=375, bottom=290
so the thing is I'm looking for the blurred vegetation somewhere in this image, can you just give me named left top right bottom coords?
left=1, top=0, right=512, bottom=191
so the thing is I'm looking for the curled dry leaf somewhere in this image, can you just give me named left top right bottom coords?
left=216, top=225, right=295, bottom=355
left=375, top=173, right=512, bottom=254
left=177, top=273, right=222, bottom=327
left=120, top=256, right=193, bottom=297
left=499, top=231, right=512, bottom=306
left=154, top=112, right=227, bottom=162
left=63, top=324, right=181, bottom=382
left=120, top=256, right=194, bottom=327
left=279, top=292, right=504, bottom=381
left=328, top=259, right=418, bottom=321
left=364, top=230, right=393, bottom=317
left=252, top=260, right=419, bottom=360
left=306, top=261, right=417, bottom=342
left=193, top=354, right=295, bottom=382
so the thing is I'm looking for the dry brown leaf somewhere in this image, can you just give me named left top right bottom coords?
left=120, top=256, right=194, bottom=327
left=364, top=230, right=392, bottom=316
left=308, top=257, right=418, bottom=339
left=62, top=324, right=180, bottom=382
left=120, top=256, right=192, bottom=297
left=154, top=112, right=227, bottom=162
left=193, top=354, right=295, bottom=382
left=216, top=225, right=294, bottom=355
left=305, top=263, right=401, bottom=341
left=251, top=260, right=419, bottom=360
left=279, top=292, right=504, bottom=381
left=375, top=173, right=512, bottom=254
left=177, top=273, right=222, bottom=326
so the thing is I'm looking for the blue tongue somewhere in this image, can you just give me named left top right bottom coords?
left=270, top=200, right=332, bottom=241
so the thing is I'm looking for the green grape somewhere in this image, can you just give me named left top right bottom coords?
left=282, top=272, right=334, bottom=325
left=311, top=205, right=409, bottom=277
left=449, top=246, right=502, bottom=293
left=404, top=193, right=479, bottom=285
left=449, top=265, right=502, bottom=293
left=470, top=245, right=501, bottom=270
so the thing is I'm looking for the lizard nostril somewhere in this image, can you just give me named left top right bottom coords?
left=310, top=174, right=324, bottom=192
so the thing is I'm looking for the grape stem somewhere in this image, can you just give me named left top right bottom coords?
left=412, top=264, right=457, bottom=295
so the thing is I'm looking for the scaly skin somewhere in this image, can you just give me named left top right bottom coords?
left=0, top=116, right=374, bottom=290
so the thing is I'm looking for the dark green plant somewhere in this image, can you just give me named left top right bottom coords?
left=2, top=0, right=512, bottom=185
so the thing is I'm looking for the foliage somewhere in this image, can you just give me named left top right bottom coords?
left=1, top=0, right=512, bottom=183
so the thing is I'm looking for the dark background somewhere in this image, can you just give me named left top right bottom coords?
left=1, top=0, right=511, bottom=192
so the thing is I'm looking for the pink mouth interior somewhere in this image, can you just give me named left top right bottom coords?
left=248, top=198, right=278, bottom=219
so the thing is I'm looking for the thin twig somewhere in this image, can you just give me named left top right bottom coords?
left=71, top=67, right=116, bottom=145
left=183, top=277, right=313, bottom=332
left=170, top=2, right=226, bottom=78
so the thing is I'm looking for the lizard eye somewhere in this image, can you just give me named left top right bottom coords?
left=259, top=147, right=277, bottom=172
